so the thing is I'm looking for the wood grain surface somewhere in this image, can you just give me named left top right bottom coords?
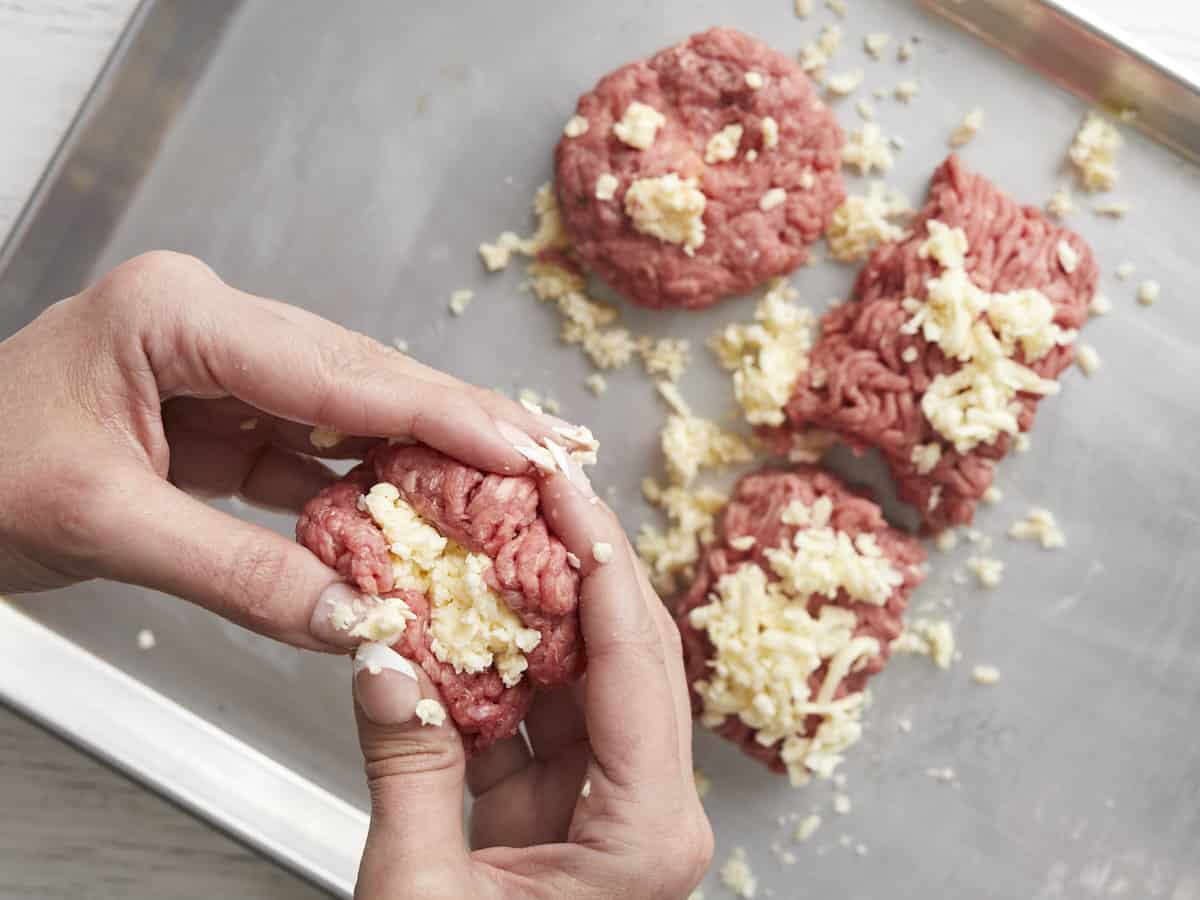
left=1, top=0, right=1198, bottom=896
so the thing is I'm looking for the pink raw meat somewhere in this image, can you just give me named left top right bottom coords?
left=675, top=467, right=925, bottom=777
left=774, top=156, right=1097, bottom=530
left=555, top=26, right=845, bottom=310
left=297, top=443, right=584, bottom=754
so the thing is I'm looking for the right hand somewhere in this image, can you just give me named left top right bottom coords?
left=350, top=467, right=714, bottom=899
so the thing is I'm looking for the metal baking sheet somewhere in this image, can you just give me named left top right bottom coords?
left=3, top=1, right=1199, bottom=897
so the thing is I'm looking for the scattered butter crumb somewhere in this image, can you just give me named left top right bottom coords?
left=1115, top=261, right=1135, bottom=281
left=563, top=115, right=589, bottom=138
left=1057, top=240, right=1079, bottom=275
left=982, top=486, right=1003, bottom=505
left=926, top=766, right=957, bottom=783
left=239, top=418, right=258, bottom=431
left=827, top=69, right=864, bottom=96
left=794, top=814, right=822, bottom=842
left=637, top=336, right=691, bottom=382
left=949, top=107, right=984, bottom=148
left=864, top=32, right=891, bottom=58
left=613, top=101, right=666, bottom=150
left=415, top=698, right=446, bottom=727
left=705, top=123, right=744, bottom=164
left=720, top=847, right=757, bottom=899
left=694, top=768, right=712, bottom=798
left=893, top=80, right=919, bottom=103
left=1047, top=187, right=1074, bottom=218
left=759, top=187, right=787, bottom=211
left=972, top=664, right=1001, bottom=685
left=1076, top=343, right=1101, bottom=377
left=1089, top=294, right=1111, bottom=317
left=761, top=116, right=779, bottom=150
left=935, top=530, right=958, bottom=552
left=566, top=552, right=581, bottom=569
left=826, top=0, right=847, bottom=17
left=1137, top=279, right=1160, bottom=306
left=967, top=555, right=1005, bottom=587
left=826, top=181, right=909, bottom=262
left=799, top=25, right=843, bottom=77
left=592, top=542, right=614, bottom=564
left=842, top=122, right=894, bottom=175
left=310, top=427, right=342, bottom=449
left=1014, top=433, right=1031, bottom=453
left=794, top=0, right=812, bottom=15
left=392, top=337, right=409, bottom=353
left=624, top=173, right=707, bottom=255
left=745, top=71, right=765, bottom=90
left=1094, top=199, right=1130, bottom=218
left=897, top=40, right=915, bottom=62
left=449, top=288, right=474, bottom=316
left=729, top=535, right=756, bottom=551
left=855, top=98, right=875, bottom=120
left=595, top=173, right=619, bottom=201
left=895, top=618, right=956, bottom=668
left=580, top=778, right=592, bottom=798
left=832, top=794, right=852, bottom=815
left=136, top=629, right=156, bottom=651
left=585, top=373, right=608, bottom=396
left=1008, top=508, right=1066, bottom=549
left=1069, top=112, right=1122, bottom=191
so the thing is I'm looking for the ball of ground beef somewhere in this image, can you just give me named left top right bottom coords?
left=772, top=155, right=1097, bottom=531
left=297, top=443, right=584, bottom=754
left=675, top=466, right=924, bottom=780
left=555, top=27, right=844, bottom=310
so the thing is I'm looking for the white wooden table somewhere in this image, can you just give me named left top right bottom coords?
left=1, top=1, right=1197, bottom=896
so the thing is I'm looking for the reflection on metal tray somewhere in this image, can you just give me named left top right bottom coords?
left=2, top=1, right=1199, bottom=897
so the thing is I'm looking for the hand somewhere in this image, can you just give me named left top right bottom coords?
left=0, top=251, right=567, bottom=650
left=350, top=469, right=713, bottom=899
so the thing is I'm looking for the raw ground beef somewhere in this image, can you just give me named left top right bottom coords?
left=297, top=443, right=584, bottom=754
left=555, top=27, right=845, bottom=310
left=775, top=156, right=1097, bottom=531
left=675, top=467, right=925, bottom=777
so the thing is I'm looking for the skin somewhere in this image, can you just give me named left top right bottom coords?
left=0, top=251, right=713, bottom=899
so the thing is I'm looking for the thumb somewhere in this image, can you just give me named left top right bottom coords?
left=352, top=642, right=470, bottom=897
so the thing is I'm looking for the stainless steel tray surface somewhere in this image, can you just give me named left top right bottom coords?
left=2, top=1, right=1199, bottom=898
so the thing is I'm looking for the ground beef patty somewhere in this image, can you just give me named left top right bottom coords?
left=297, top=443, right=584, bottom=754
left=777, top=156, right=1096, bottom=531
left=556, top=27, right=844, bottom=310
left=675, top=467, right=924, bottom=782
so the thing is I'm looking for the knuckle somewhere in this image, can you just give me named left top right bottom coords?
left=90, top=251, right=215, bottom=317
left=363, top=732, right=464, bottom=785
left=220, top=534, right=292, bottom=630
left=307, top=330, right=389, bottom=426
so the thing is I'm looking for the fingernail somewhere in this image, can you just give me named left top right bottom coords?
left=561, top=454, right=597, bottom=498
left=496, top=420, right=557, bottom=473
left=496, top=419, right=536, bottom=448
left=310, top=582, right=371, bottom=648
left=353, top=643, right=422, bottom=726
left=354, top=642, right=418, bottom=679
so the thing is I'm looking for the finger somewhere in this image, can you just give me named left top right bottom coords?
left=248, top=298, right=590, bottom=452
left=633, top=560, right=695, bottom=776
left=351, top=643, right=472, bottom=891
left=523, top=683, right=588, bottom=762
left=161, top=397, right=378, bottom=461
left=135, top=261, right=560, bottom=475
left=84, top=460, right=378, bottom=652
left=537, top=469, right=684, bottom=795
left=465, top=734, right=532, bottom=798
left=166, top=429, right=338, bottom=514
